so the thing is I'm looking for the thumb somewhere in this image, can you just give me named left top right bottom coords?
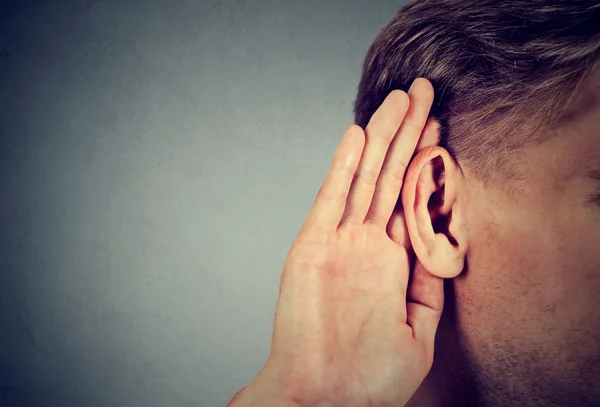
left=406, top=258, right=444, bottom=361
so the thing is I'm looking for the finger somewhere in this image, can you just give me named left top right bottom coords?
left=406, top=259, right=445, bottom=359
left=301, top=125, right=365, bottom=235
left=365, top=78, right=434, bottom=229
left=415, top=116, right=441, bottom=153
left=386, top=206, right=412, bottom=251
left=338, top=90, right=409, bottom=227
left=387, top=115, right=441, bottom=245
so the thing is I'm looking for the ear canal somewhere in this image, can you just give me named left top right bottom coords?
left=432, top=211, right=458, bottom=246
left=428, top=185, right=445, bottom=210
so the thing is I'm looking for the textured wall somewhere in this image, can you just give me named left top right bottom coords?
left=0, top=1, right=406, bottom=406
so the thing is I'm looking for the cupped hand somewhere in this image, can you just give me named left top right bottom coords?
left=237, top=78, right=444, bottom=407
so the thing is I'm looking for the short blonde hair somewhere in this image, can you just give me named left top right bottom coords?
left=354, top=0, right=600, bottom=187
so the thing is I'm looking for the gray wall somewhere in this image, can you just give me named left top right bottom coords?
left=0, top=1, right=405, bottom=406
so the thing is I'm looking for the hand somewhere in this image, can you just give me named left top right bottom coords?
left=229, top=78, right=444, bottom=407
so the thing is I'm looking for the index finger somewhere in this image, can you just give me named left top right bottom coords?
left=366, top=78, right=435, bottom=228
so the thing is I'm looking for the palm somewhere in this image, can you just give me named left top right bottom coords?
left=273, top=219, right=425, bottom=406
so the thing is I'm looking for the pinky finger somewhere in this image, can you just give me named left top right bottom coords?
left=406, top=259, right=445, bottom=352
left=386, top=206, right=412, bottom=251
left=301, top=125, right=365, bottom=235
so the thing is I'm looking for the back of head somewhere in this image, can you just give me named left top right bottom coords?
left=354, top=0, right=600, bottom=187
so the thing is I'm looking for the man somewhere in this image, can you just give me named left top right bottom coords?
left=229, top=1, right=600, bottom=406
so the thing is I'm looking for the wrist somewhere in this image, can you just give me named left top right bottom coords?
left=227, top=371, right=301, bottom=407
left=227, top=365, right=333, bottom=407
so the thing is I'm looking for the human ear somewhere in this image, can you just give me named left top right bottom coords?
left=401, top=146, right=468, bottom=278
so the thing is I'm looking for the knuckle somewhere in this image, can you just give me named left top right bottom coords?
left=396, top=159, right=408, bottom=172
left=354, top=168, right=379, bottom=186
left=377, top=127, right=396, bottom=142
left=365, top=125, right=394, bottom=143
left=340, top=214, right=360, bottom=227
left=333, top=162, right=356, bottom=177
left=381, top=164, right=405, bottom=181
left=316, top=188, right=344, bottom=206
left=364, top=213, right=386, bottom=227
left=402, top=119, right=422, bottom=132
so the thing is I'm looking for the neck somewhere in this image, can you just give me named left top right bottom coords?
left=407, top=279, right=483, bottom=407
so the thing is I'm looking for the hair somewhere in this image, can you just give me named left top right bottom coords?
left=354, top=0, right=600, bottom=187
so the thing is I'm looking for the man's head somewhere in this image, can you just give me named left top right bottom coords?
left=353, top=1, right=600, bottom=406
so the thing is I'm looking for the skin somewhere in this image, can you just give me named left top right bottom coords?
left=404, top=81, right=600, bottom=406
left=229, top=78, right=444, bottom=407
left=228, top=76, right=600, bottom=406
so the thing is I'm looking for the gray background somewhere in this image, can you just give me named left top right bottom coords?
left=0, top=1, right=405, bottom=406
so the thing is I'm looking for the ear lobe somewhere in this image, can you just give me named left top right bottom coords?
left=402, top=146, right=468, bottom=278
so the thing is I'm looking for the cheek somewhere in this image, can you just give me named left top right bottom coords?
left=454, top=201, right=600, bottom=362
left=455, top=215, right=546, bottom=337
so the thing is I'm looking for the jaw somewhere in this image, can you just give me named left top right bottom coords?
left=406, top=279, right=484, bottom=407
